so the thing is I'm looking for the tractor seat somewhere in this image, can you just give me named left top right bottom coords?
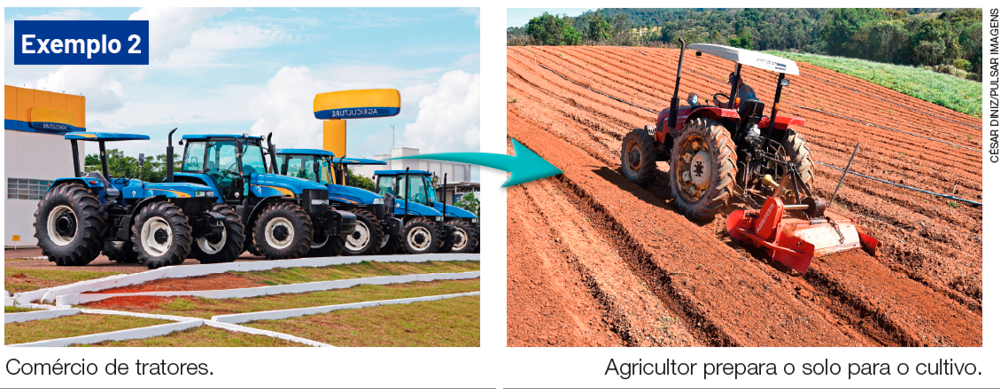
left=84, top=172, right=120, bottom=201
left=738, top=99, right=765, bottom=123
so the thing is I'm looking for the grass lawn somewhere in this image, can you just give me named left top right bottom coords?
left=239, top=260, right=480, bottom=286
left=5, top=306, right=42, bottom=313
left=246, top=295, right=479, bottom=347
left=767, top=51, right=981, bottom=117
left=5, top=313, right=171, bottom=345
left=5, top=268, right=123, bottom=293
left=86, top=279, right=480, bottom=319
left=74, top=325, right=307, bottom=347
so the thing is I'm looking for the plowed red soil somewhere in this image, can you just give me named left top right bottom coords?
left=86, top=273, right=262, bottom=294
left=506, top=46, right=981, bottom=347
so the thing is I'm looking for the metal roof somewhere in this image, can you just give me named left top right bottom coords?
left=375, top=170, right=432, bottom=176
left=64, top=132, right=150, bottom=141
left=181, top=134, right=263, bottom=140
left=334, top=157, right=387, bottom=166
left=276, top=148, right=335, bottom=157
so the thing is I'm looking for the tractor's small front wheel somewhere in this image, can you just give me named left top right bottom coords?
left=131, top=201, right=193, bottom=269
left=192, top=203, right=245, bottom=264
left=442, top=219, right=478, bottom=253
left=103, top=240, right=139, bottom=264
left=669, top=118, right=738, bottom=220
left=341, top=209, right=383, bottom=256
left=621, top=129, right=657, bottom=185
left=253, top=202, right=313, bottom=259
left=401, top=217, right=440, bottom=254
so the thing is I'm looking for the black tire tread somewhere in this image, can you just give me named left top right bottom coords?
left=342, top=209, right=384, bottom=256
left=620, top=129, right=658, bottom=186
left=192, top=203, right=245, bottom=264
left=253, top=201, right=312, bottom=259
left=33, top=182, right=106, bottom=266
left=669, top=117, right=738, bottom=220
left=131, top=201, right=193, bottom=269
left=401, top=217, right=440, bottom=255
left=444, top=219, right=479, bottom=253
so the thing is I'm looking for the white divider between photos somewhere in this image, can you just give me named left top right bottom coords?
left=55, top=271, right=482, bottom=306
left=12, top=253, right=479, bottom=304
left=212, top=291, right=481, bottom=324
left=5, top=308, right=80, bottom=324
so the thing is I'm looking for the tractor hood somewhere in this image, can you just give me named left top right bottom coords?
left=249, top=173, right=327, bottom=198
left=132, top=182, right=214, bottom=199
left=327, top=184, right=381, bottom=205
left=392, top=199, right=441, bottom=217
left=432, top=202, right=477, bottom=219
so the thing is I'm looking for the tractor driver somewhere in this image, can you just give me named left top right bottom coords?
left=728, top=72, right=759, bottom=109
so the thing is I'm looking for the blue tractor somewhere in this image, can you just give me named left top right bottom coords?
left=373, top=169, right=479, bottom=254
left=33, top=132, right=231, bottom=269
left=274, top=150, right=403, bottom=256
left=170, top=133, right=356, bottom=259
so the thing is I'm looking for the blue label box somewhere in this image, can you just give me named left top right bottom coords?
left=14, top=20, right=149, bottom=65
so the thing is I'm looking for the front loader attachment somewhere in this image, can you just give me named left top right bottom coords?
left=726, top=197, right=880, bottom=274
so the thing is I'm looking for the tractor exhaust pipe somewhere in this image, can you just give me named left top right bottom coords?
left=266, top=132, right=278, bottom=174
left=442, top=173, right=448, bottom=218
left=166, top=128, right=177, bottom=182
left=667, top=38, right=687, bottom=130
left=404, top=167, right=410, bottom=217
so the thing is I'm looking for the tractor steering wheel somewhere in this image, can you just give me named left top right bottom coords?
left=713, top=93, right=731, bottom=108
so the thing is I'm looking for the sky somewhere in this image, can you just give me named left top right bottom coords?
left=5, top=7, right=480, bottom=179
left=506, top=8, right=594, bottom=28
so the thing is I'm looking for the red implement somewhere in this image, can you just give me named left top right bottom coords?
left=726, top=197, right=880, bottom=274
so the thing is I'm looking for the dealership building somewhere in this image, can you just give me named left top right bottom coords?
left=348, top=147, right=480, bottom=204
left=4, top=85, right=86, bottom=247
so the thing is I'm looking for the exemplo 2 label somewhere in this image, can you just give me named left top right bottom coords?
left=14, top=20, right=148, bottom=65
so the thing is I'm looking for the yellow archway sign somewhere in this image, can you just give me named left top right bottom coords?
left=313, top=89, right=400, bottom=158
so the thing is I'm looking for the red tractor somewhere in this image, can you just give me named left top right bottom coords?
left=621, top=39, right=878, bottom=274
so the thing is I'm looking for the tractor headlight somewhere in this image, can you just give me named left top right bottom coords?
left=195, top=191, right=215, bottom=198
left=435, top=216, right=443, bottom=222
left=373, top=198, right=384, bottom=205
left=687, top=92, right=699, bottom=106
left=470, top=219, right=477, bottom=224
left=311, top=199, right=329, bottom=205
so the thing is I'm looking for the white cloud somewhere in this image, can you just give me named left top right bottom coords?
left=456, top=53, right=479, bottom=67
left=31, top=66, right=127, bottom=112
left=459, top=8, right=480, bottom=27
left=401, top=70, right=480, bottom=153
left=128, top=7, right=231, bottom=62
left=247, top=66, right=331, bottom=147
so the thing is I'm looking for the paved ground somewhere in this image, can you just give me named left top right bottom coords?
left=5, top=247, right=270, bottom=273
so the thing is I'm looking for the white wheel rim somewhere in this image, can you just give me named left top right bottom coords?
left=380, top=235, right=389, bottom=248
left=689, top=150, right=711, bottom=189
left=311, top=233, right=328, bottom=249
left=407, top=226, right=432, bottom=251
left=47, top=205, right=77, bottom=246
left=264, top=217, right=294, bottom=250
left=196, top=228, right=227, bottom=255
left=346, top=222, right=371, bottom=251
left=140, top=216, right=173, bottom=257
left=452, top=227, right=469, bottom=251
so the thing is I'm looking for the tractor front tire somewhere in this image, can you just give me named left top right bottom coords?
left=401, top=217, right=440, bottom=255
left=103, top=240, right=139, bottom=264
left=131, top=201, right=193, bottom=269
left=378, top=234, right=402, bottom=255
left=33, top=182, right=106, bottom=266
left=621, top=129, right=657, bottom=186
left=192, top=204, right=245, bottom=264
left=307, top=234, right=345, bottom=257
left=341, top=209, right=384, bottom=256
left=669, top=118, right=738, bottom=220
left=443, top=219, right=479, bottom=253
left=254, top=202, right=313, bottom=259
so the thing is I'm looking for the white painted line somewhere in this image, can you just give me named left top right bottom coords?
left=213, top=291, right=481, bottom=324
left=14, top=253, right=479, bottom=304
left=202, top=320, right=332, bottom=347
left=5, top=308, right=80, bottom=324
left=7, top=320, right=203, bottom=347
left=57, top=271, right=481, bottom=306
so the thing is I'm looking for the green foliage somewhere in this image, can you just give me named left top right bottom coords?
left=454, top=193, right=480, bottom=218
left=588, top=10, right=612, bottom=43
left=85, top=149, right=181, bottom=183
left=527, top=12, right=583, bottom=46
left=768, top=51, right=981, bottom=116
left=346, top=168, right=377, bottom=192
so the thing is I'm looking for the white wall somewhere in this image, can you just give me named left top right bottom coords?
left=5, top=130, right=83, bottom=247
left=348, top=147, right=475, bottom=184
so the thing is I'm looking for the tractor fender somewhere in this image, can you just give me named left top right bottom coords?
left=242, top=195, right=295, bottom=237
left=673, top=107, right=740, bottom=137
left=114, top=195, right=168, bottom=241
left=758, top=115, right=805, bottom=130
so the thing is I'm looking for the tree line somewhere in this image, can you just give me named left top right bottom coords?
left=507, top=8, right=982, bottom=80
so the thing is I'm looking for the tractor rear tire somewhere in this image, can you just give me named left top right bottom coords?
left=131, top=201, right=193, bottom=269
left=103, top=240, right=139, bottom=264
left=341, top=209, right=383, bottom=256
left=621, top=129, right=657, bottom=186
left=778, top=130, right=815, bottom=190
left=669, top=118, right=738, bottom=221
left=192, top=204, right=245, bottom=264
left=33, top=182, right=106, bottom=266
left=443, top=219, right=478, bottom=253
left=400, top=217, right=440, bottom=255
left=253, top=202, right=313, bottom=259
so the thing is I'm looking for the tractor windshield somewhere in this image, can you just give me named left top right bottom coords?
left=317, top=157, right=333, bottom=184
left=423, top=175, right=438, bottom=203
left=376, top=176, right=395, bottom=198
left=280, top=154, right=318, bottom=182
left=241, top=142, right=267, bottom=175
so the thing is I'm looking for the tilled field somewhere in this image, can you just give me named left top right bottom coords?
left=506, top=46, right=982, bottom=347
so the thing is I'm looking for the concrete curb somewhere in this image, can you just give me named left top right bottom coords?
left=7, top=320, right=203, bottom=347
left=56, top=271, right=482, bottom=306
left=5, top=308, right=80, bottom=324
left=4, top=297, right=14, bottom=306
left=213, top=291, right=481, bottom=324
left=13, top=253, right=479, bottom=304
left=78, top=308, right=203, bottom=323
left=202, top=320, right=332, bottom=347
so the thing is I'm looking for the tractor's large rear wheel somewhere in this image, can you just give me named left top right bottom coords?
left=669, top=118, right=738, bottom=220
left=620, top=129, right=657, bottom=186
left=132, top=201, right=193, bottom=269
left=192, top=204, right=245, bottom=264
left=33, top=183, right=106, bottom=266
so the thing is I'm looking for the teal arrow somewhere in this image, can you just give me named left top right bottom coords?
left=389, top=139, right=561, bottom=187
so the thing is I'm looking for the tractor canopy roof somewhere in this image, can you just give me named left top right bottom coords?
left=334, top=157, right=387, bottom=165
left=689, top=44, right=799, bottom=75
left=276, top=148, right=335, bottom=157
left=375, top=169, right=431, bottom=176
left=181, top=134, right=263, bottom=140
left=64, top=132, right=150, bottom=141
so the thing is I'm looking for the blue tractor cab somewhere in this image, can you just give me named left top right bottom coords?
left=275, top=149, right=402, bottom=256
left=34, top=131, right=227, bottom=268
left=373, top=169, right=479, bottom=253
left=172, top=133, right=356, bottom=259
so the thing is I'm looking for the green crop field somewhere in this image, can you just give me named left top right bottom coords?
left=767, top=51, right=981, bottom=117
